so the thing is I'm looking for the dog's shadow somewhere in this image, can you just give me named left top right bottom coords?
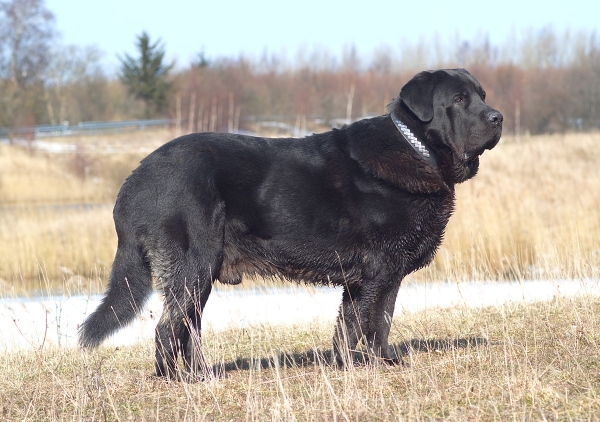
left=209, top=336, right=487, bottom=375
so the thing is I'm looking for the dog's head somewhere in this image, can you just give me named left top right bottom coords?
left=393, top=68, right=503, bottom=183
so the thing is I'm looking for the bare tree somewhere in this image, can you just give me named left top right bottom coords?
left=0, top=0, right=54, bottom=131
left=0, top=0, right=54, bottom=87
left=43, top=44, right=103, bottom=125
left=341, top=44, right=360, bottom=123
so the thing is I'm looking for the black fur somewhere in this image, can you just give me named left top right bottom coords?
left=79, top=68, right=502, bottom=379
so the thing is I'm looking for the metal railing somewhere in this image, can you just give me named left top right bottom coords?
left=0, top=119, right=175, bottom=139
left=0, top=114, right=360, bottom=141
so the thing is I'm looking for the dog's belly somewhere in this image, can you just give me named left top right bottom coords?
left=218, top=239, right=352, bottom=286
left=217, top=224, right=445, bottom=287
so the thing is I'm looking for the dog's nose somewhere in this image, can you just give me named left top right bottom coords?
left=488, top=111, right=503, bottom=125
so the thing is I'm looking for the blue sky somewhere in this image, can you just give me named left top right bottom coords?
left=46, top=0, right=599, bottom=73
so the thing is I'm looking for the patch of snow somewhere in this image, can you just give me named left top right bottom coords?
left=30, top=140, right=78, bottom=153
left=1, top=279, right=599, bottom=352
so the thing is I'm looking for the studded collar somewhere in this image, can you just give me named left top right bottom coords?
left=390, top=112, right=438, bottom=168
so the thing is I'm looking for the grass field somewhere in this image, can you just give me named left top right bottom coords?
left=1, top=130, right=599, bottom=292
left=2, top=295, right=600, bottom=420
left=1, top=129, right=599, bottom=420
left=430, top=132, right=600, bottom=281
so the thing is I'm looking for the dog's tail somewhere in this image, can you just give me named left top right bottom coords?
left=78, top=242, right=153, bottom=348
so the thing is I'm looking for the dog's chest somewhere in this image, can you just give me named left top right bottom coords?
left=367, top=193, right=452, bottom=275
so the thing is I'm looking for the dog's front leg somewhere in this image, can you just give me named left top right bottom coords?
left=332, top=283, right=363, bottom=367
left=364, top=278, right=403, bottom=364
left=332, top=275, right=403, bottom=367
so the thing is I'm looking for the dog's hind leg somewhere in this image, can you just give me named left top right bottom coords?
left=154, top=259, right=218, bottom=380
left=154, top=208, right=224, bottom=381
left=181, top=274, right=213, bottom=381
left=154, top=282, right=187, bottom=379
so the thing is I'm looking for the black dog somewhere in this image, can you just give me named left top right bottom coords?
left=79, top=68, right=502, bottom=379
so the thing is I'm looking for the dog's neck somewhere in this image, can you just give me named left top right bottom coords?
left=390, top=112, right=438, bottom=168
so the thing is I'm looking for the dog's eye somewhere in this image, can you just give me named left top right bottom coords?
left=454, top=96, right=464, bottom=104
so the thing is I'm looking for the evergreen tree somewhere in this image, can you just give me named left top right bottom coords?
left=118, top=32, right=174, bottom=118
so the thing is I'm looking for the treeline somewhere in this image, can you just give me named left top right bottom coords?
left=176, top=29, right=600, bottom=136
left=1, top=0, right=599, bottom=136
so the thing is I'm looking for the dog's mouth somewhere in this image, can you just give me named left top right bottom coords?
left=463, top=133, right=502, bottom=161
left=463, top=149, right=484, bottom=162
left=463, top=149, right=487, bottom=161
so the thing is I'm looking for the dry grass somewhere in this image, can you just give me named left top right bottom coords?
left=426, top=132, right=600, bottom=281
left=0, top=130, right=172, bottom=292
left=0, top=205, right=115, bottom=295
left=2, top=295, right=600, bottom=420
left=0, top=144, right=113, bottom=204
left=0, top=129, right=173, bottom=204
left=1, top=131, right=599, bottom=290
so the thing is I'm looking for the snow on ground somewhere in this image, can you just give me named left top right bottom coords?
left=1, top=279, right=599, bottom=352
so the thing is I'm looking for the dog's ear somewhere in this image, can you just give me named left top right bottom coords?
left=399, top=71, right=435, bottom=122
